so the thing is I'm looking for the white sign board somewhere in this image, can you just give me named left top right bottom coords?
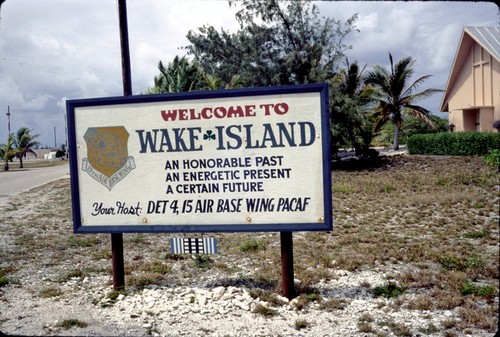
left=67, top=84, right=332, bottom=233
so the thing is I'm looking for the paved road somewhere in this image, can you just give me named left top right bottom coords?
left=0, top=163, right=70, bottom=207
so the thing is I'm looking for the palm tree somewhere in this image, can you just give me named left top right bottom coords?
left=146, top=56, right=204, bottom=94
left=13, top=127, right=40, bottom=169
left=1, top=134, right=16, bottom=171
left=366, top=53, right=443, bottom=150
left=330, top=59, right=376, bottom=156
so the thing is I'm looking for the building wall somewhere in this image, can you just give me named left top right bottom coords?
left=448, top=41, right=500, bottom=131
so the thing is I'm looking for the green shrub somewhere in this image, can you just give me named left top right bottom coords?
left=192, top=254, right=212, bottom=269
left=460, top=281, right=496, bottom=297
left=484, top=149, right=500, bottom=170
left=407, top=132, right=500, bottom=156
left=438, top=255, right=485, bottom=271
left=0, top=267, right=14, bottom=287
left=372, top=282, right=404, bottom=298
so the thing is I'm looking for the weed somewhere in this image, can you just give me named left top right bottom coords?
left=249, top=289, right=287, bottom=306
left=0, top=267, right=14, bottom=287
left=0, top=274, right=10, bottom=287
left=39, top=287, right=63, bottom=298
left=292, top=294, right=310, bottom=311
left=253, top=303, right=277, bottom=317
left=372, top=282, right=404, bottom=298
left=141, top=261, right=171, bottom=274
left=407, top=294, right=433, bottom=310
left=126, top=234, right=148, bottom=244
left=463, top=231, right=487, bottom=239
left=67, top=235, right=100, bottom=248
left=240, top=238, right=266, bottom=253
left=56, top=319, right=88, bottom=329
left=438, top=255, right=485, bottom=271
left=377, top=320, right=412, bottom=337
left=319, top=298, right=348, bottom=311
left=126, top=273, right=163, bottom=289
left=92, top=249, right=112, bottom=260
left=331, top=182, right=355, bottom=194
left=359, top=313, right=375, bottom=322
left=192, top=254, right=212, bottom=269
left=381, top=184, right=396, bottom=193
left=358, top=322, right=374, bottom=333
left=294, top=319, right=310, bottom=330
left=56, top=269, right=89, bottom=282
left=441, top=318, right=456, bottom=329
left=108, top=290, right=127, bottom=301
left=418, top=322, right=439, bottom=334
left=458, top=301, right=497, bottom=331
left=472, top=201, right=485, bottom=209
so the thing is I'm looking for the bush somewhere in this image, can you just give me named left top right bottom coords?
left=484, top=149, right=500, bottom=171
left=407, top=132, right=500, bottom=156
left=55, top=149, right=65, bottom=158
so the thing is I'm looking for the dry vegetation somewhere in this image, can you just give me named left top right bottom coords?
left=0, top=154, right=498, bottom=335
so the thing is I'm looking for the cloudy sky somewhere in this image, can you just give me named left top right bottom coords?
left=0, top=1, right=498, bottom=147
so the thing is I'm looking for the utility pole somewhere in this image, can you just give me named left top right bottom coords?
left=6, top=105, right=10, bottom=135
left=111, top=0, right=132, bottom=292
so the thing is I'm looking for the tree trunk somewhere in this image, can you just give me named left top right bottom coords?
left=19, top=155, right=23, bottom=169
left=393, top=123, right=400, bottom=150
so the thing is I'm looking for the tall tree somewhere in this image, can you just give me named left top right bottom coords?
left=330, top=59, right=376, bottom=156
left=13, top=127, right=40, bottom=169
left=366, top=53, right=443, bottom=150
left=185, top=0, right=357, bottom=87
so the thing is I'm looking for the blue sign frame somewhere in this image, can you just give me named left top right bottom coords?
left=67, top=83, right=332, bottom=233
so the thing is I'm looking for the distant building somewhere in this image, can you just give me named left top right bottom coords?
left=440, top=26, right=500, bottom=131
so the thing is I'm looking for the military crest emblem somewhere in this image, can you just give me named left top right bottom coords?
left=81, top=126, right=136, bottom=190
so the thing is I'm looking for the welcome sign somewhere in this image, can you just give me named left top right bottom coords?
left=67, top=84, right=332, bottom=233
